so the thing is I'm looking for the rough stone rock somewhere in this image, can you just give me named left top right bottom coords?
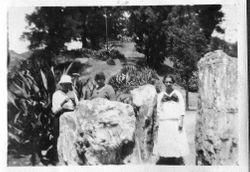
left=57, top=98, right=136, bottom=165
left=125, top=84, right=158, bottom=163
left=196, top=50, right=238, bottom=165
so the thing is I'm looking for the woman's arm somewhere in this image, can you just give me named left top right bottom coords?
left=52, top=92, right=70, bottom=115
left=107, top=85, right=116, bottom=101
left=176, top=90, right=185, bottom=131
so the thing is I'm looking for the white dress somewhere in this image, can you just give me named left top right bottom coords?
left=153, top=89, right=189, bottom=157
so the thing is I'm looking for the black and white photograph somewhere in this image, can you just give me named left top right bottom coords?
left=3, top=0, right=248, bottom=171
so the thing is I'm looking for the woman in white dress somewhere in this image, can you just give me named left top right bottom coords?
left=153, top=75, right=189, bottom=165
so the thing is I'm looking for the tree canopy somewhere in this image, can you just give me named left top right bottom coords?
left=127, top=5, right=224, bottom=68
left=127, top=5, right=224, bottom=109
left=22, top=7, right=127, bottom=53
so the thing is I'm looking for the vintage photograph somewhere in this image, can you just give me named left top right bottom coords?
left=7, top=2, right=242, bottom=168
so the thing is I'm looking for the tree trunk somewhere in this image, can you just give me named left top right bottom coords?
left=81, top=35, right=88, bottom=48
left=185, top=78, right=189, bottom=111
left=90, top=36, right=99, bottom=50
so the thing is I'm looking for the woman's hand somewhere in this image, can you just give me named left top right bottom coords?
left=178, top=124, right=183, bottom=132
left=61, top=97, right=70, bottom=107
left=171, top=93, right=179, bottom=102
left=178, top=115, right=184, bottom=132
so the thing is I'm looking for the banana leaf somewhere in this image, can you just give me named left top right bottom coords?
left=40, top=69, right=48, bottom=90
left=7, top=91, right=19, bottom=109
left=50, top=66, right=55, bottom=77
left=13, top=111, right=21, bottom=124
left=18, top=71, right=31, bottom=91
left=11, top=82, right=28, bottom=99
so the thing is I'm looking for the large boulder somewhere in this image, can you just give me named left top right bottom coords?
left=125, top=84, right=158, bottom=163
left=57, top=84, right=158, bottom=165
left=196, top=50, right=238, bottom=165
left=57, top=98, right=136, bottom=165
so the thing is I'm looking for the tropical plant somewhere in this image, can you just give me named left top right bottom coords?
left=108, top=64, right=159, bottom=93
left=106, top=58, right=116, bottom=65
left=7, top=53, right=76, bottom=165
left=96, top=43, right=125, bottom=61
left=8, top=64, right=56, bottom=165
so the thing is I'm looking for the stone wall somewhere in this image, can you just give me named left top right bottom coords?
left=196, top=50, right=238, bottom=165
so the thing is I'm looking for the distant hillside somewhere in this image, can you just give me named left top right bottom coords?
left=20, top=51, right=32, bottom=59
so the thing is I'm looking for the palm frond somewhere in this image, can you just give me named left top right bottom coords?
left=14, top=111, right=22, bottom=124
left=12, top=82, right=29, bottom=99
left=51, top=66, right=55, bottom=77
left=19, top=72, right=33, bottom=90
left=63, top=62, right=74, bottom=75
left=40, top=69, right=48, bottom=90
left=8, top=132, right=21, bottom=143
left=8, top=91, right=19, bottom=109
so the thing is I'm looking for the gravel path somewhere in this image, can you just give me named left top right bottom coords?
left=183, top=110, right=197, bottom=165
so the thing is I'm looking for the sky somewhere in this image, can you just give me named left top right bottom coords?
left=8, top=5, right=238, bottom=54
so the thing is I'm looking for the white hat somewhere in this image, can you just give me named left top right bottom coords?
left=59, top=75, right=72, bottom=84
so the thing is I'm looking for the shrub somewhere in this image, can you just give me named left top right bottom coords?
left=96, top=49, right=110, bottom=61
left=188, top=72, right=199, bottom=92
left=108, top=64, right=159, bottom=93
left=175, top=71, right=198, bottom=92
left=106, top=58, right=116, bottom=65
left=63, top=48, right=98, bottom=58
left=96, top=43, right=126, bottom=62
left=7, top=53, right=61, bottom=165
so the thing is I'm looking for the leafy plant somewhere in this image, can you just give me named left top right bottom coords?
left=96, top=43, right=125, bottom=62
left=106, top=58, right=116, bottom=65
left=108, top=64, right=159, bottom=93
left=8, top=56, right=57, bottom=165
left=175, top=71, right=198, bottom=92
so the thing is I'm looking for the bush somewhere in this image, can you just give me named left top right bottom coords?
left=55, top=48, right=99, bottom=65
left=175, top=71, right=198, bottom=92
left=8, top=54, right=57, bottom=165
left=96, top=49, right=110, bottom=61
left=96, top=43, right=126, bottom=62
left=106, top=58, right=116, bottom=65
left=63, top=48, right=98, bottom=58
left=110, top=49, right=126, bottom=61
left=108, top=64, right=159, bottom=93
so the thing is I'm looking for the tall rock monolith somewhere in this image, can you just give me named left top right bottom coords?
left=196, top=50, right=238, bottom=165
left=125, top=84, right=158, bottom=163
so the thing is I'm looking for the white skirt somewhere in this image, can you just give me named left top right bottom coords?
left=153, top=119, right=189, bottom=157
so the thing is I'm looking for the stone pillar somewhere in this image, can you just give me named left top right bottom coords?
left=196, top=50, right=238, bottom=165
left=127, top=84, right=158, bottom=163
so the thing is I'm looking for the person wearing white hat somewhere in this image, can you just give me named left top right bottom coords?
left=51, top=74, right=79, bottom=164
left=52, top=75, right=79, bottom=113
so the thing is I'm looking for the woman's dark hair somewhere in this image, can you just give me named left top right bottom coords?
left=95, top=72, right=106, bottom=81
left=163, top=74, right=175, bottom=83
